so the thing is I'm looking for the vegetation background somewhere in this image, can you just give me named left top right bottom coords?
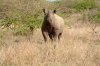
left=0, top=0, right=100, bottom=66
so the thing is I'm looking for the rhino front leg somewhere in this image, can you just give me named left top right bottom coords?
left=58, top=33, right=62, bottom=40
left=53, top=31, right=59, bottom=41
left=42, top=31, right=49, bottom=42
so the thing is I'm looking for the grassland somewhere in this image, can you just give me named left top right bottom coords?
left=0, top=12, right=100, bottom=66
left=0, top=0, right=100, bottom=66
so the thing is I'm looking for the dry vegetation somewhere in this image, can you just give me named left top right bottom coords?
left=0, top=13, right=100, bottom=66
left=0, top=0, right=100, bottom=66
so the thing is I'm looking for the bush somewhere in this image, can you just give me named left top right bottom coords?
left=72, top=0, right=95, bottom=11
left=92, top=11, right=100, bottom=23
left=0, top=31, right=4, bottom=38
left=0, top=0, right=44, bottom=36
left=13, top=25, right=29, bottom=36
left=12, top=13, right=42, bottom=35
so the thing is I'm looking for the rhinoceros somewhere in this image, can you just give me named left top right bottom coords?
left=41, top=9, right=64, bottom=42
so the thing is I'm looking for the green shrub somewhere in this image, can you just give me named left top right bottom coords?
left=0, top=17, right=11, bottom=27
left=72, top=0, right=95, bottom=11
left=13, top=25, right=29, bottom=36
left=12, top=14, right=42, bottom=36
left=0, top=8, right=42, bottom=36
left=92, top=11, right=100, bottom=23
left=0, top=31, right=4, bottom=38
left=0, top=30, right=7, bottom=40
left=0, top=0, right=45, bottom=36
left=25, top=15, right=42, bottom=29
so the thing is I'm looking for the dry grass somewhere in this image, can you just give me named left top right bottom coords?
left=0, top=13, right=100, bottom=66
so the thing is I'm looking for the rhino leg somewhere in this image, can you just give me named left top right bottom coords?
left=53, top=31, right=59, bottom=41
left=42, top=31, right=49, bottom=42
left=58, top=33, right=62, bottom=40
left=49, top=33, right=53, bottom=41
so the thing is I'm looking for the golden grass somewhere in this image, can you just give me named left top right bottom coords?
left=0, top=13, right=100, bottom=66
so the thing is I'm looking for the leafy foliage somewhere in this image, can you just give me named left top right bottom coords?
left=72, top=0, right=95, bottom=11
left=0, top=0, right=44, bottom=35
left=92, top=11, right=100, bottom=23
left=0, top=0, right=99, bottom=36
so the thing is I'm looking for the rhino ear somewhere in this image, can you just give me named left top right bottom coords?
left=53, top=10, right=56, bottom=13
left=43, top=8, right=47, bottom=14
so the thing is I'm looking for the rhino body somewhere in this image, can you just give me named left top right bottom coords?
left=41, top=9, right=64, bottom=42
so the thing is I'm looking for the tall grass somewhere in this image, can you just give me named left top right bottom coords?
left=0, top=23, right=100, bottom=66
